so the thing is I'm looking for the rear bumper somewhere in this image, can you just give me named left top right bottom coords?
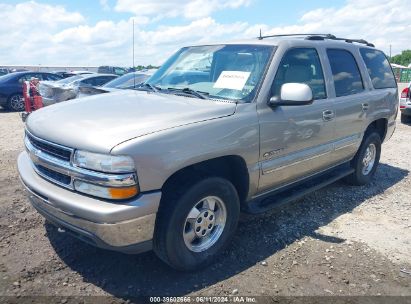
left=18, top=152, right=161, bottom=253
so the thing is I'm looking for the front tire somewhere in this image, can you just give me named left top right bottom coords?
left=345, top=131, right=381, bottom=186
left=7, top=93, right=24, bottom=111
left=153, top=177, right=240, bottom=271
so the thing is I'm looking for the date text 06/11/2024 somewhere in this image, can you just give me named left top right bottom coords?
left=149, top=296, right=257, bottom=303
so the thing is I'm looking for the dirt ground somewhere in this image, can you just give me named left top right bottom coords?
left=0, top=104, right=410, bottom=303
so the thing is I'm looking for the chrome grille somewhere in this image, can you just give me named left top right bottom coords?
left=35, top=165, right=71, bottom=186
left=27, top=133, right=72, bottom=161
left=25, top=131, right=137, bottom=194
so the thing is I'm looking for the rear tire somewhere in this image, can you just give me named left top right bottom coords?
left=401, top=113, right=410, bottom=124
left=7, top=93, right=24, bottom=111
left=153, top=177, right=240, bottom=271
left=344, top=131, right=381, bottom=186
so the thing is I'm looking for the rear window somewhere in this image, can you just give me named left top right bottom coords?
left=359, top=49, right=396, bottom=89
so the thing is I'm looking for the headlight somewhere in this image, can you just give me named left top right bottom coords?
left=73, top=150, right=135, bottom=173
left=74, top=180, right=138, bottom=200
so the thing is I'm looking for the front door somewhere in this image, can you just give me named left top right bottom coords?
left=257, top=47, right=336, bottom=193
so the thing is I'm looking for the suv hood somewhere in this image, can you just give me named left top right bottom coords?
left=26, top=90, right=236, bottom=153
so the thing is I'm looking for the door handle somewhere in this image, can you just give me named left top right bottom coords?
left=362, top=103, right=369, bottom=111
left=322, top=110, right=335, bottom=121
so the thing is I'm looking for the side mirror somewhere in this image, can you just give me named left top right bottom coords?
left=268, top=83, right=313, bottom=106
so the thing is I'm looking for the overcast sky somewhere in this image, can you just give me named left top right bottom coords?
left=0, top=0, right=409, bottom=67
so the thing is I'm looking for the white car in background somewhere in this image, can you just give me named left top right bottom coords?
left=77, top=70, right=155, bottom=98
left=400, top=82, right=411, bottom=123
left=39, top=74, right=117, bottom=105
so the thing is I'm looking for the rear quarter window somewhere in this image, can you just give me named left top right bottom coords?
left=360, top=48, right=396, bottom=89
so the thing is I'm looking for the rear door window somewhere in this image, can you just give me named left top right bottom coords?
left=359, top=48, right=396, bottom=89
left=102, top=76, right=117, bottom=85
left=327, top=49, right=364, bottom=97
left=93, top=76, right=114, bottom=86
left=81, top=77, right=97, bottom=86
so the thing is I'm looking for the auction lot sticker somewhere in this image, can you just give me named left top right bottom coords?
left=214, top=71, right=250, bottom=91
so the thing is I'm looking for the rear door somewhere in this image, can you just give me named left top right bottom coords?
left=324, top=48, right=368, bottom=162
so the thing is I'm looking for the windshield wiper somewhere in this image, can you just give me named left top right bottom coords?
left=136, top=83, right=160, bottom=92
left=167, top=87, right=209, bottom=99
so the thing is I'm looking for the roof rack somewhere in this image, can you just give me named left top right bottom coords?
left=257, top=33, right=334, bottom=40
left=257, top=32, right=375, bottom=47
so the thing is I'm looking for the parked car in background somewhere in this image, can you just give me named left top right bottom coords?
left=10, top=68, right=29, bottom=73
left=52, top=71, right=95, bottom=79
left=0, top=72, right=62, bottom=111
left=77, top=71, right=154, bottom=98
left=98, top=66, right=128, bottom=76
left=400, top=81, right=411, bottom=123
left=0, top=68, right=10, bottom=76
left=40, top=74, right=117, bottom=105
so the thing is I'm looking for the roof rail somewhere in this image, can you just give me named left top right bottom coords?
left=257, top=32, right=375, bottom=47
left=257, top=33, right=335, bottom=40
left=305, top=35, right=375, bottom=47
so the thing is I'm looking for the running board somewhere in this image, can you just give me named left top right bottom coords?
left=245, top=164, right=354, bottom=214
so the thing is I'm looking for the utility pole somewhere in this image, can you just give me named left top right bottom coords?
left=133, top=19, right=135, bottom=88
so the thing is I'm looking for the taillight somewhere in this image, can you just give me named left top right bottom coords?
left=401, top=87, right=410, bottom=98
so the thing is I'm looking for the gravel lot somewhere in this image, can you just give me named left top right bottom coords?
left=0, top=102, right=410, bottom=303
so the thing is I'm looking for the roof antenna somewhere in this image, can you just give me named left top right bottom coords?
left=258, top=28, right=263, bottom=40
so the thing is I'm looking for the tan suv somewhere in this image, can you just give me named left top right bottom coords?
left=18, top=34, right=398, bottom=270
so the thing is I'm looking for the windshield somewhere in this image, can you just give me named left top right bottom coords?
left=56, top=75, right=84, bottom=85
left=146, top=44, right=274, bottom=102
left=104, top=73, right=150, bottom=89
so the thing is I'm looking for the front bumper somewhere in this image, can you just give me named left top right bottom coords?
left=18, top=152, right=161, bottom=253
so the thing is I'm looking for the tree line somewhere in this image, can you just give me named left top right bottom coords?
left=390, top=50, right=411, bottom=67
left=134, top=65, right=159, bottom=70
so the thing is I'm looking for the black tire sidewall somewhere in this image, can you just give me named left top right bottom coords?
left=162, top=177, right=240, bottom=271
left=351, top=132, right=381, bottom=185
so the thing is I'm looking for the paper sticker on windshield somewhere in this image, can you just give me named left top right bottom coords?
left=213, top=71, right=250, bottom=91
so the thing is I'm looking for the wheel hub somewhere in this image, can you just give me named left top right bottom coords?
left=362, top=143, right=376, bottom=175
left=183, top=195, right=227, bottom=252
left=193, top=209, right=216, bottom=238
